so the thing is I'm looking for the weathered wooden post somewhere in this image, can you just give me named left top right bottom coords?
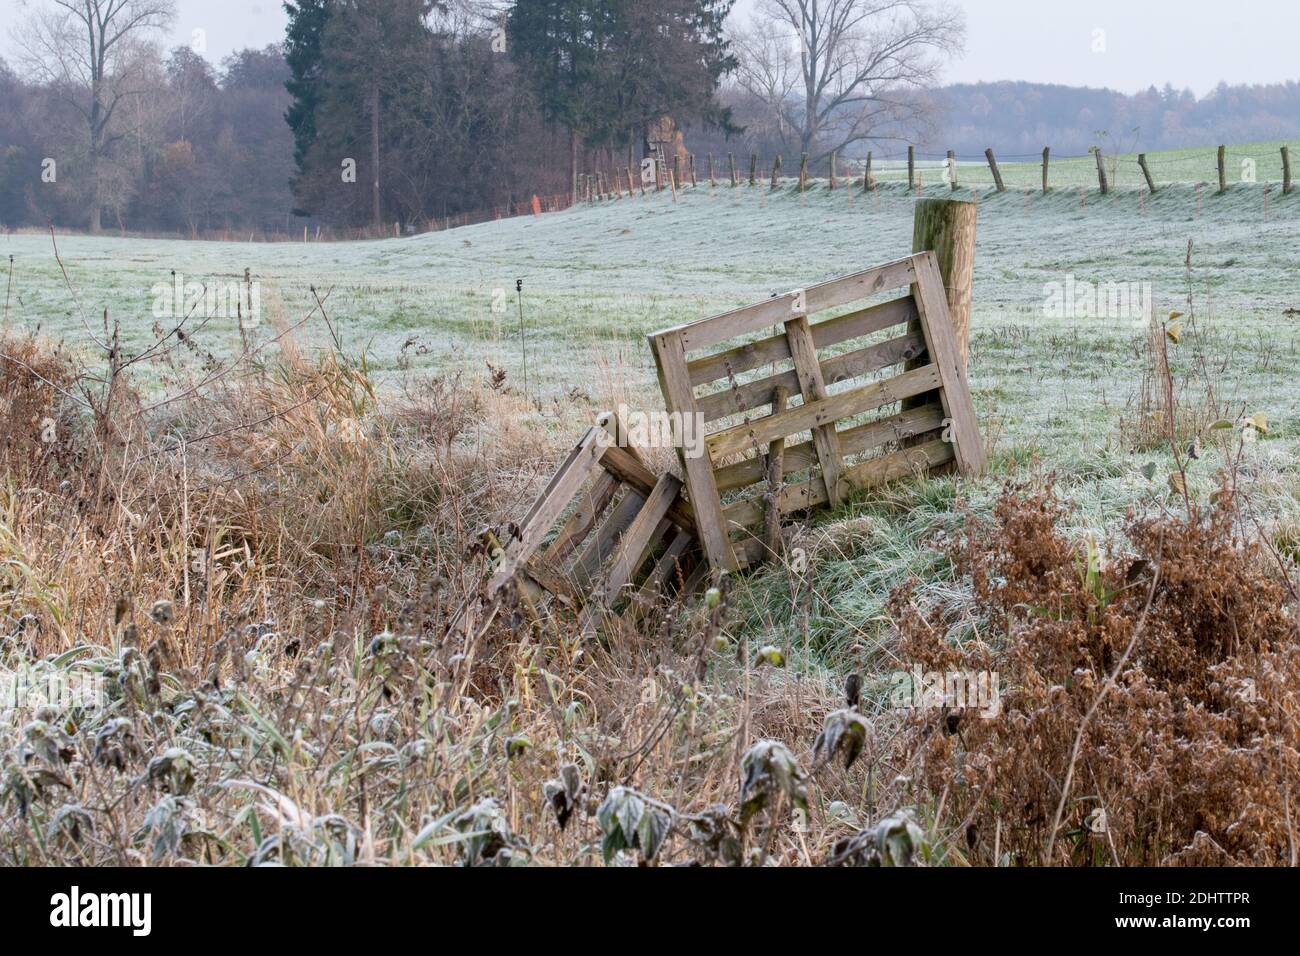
left=1283, top=146, right=1293, bottom=195
left=689, top=153, right=697, bottom=187
left=763, top=385, right=790, bottom=561
left=1138, top=153, right=1157, bottom=193
left=799, top=152, right=809, bottom=191
left=1094, top=147, right=1109, bottom=194
left=908, top=145, right=916, bottom=190
left=947, top=149, right=958, bottom=190
left=707, top=153, right=715, bottom=187
left=749, top=153, right=758, bottom=186
left=985, top=148, right=1006, bottom=192
left=673, top=155, right=681, bottom=190
left=1042, top=146, right=1050, bottom=192
left=771, top=154, right=783, bottom=188
left=1217, top=145, right=1227, bottom=193
left=864, top=152, right=873, bottom=192
left=829, top=151, right=837, bottom=190
left=728, top=153, right=738, bottom=186
left=912, top=197, right=977, bottom=364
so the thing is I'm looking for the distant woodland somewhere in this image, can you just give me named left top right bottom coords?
left=1, top=0, right=1297, bottom=235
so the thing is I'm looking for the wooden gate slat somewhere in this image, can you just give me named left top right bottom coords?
left=714, top=403, right=946, bottom=492
left=783, top=313, right=845, bottom=508
left=603, top=475, right=681, bottom=600
left=651, top=329, right=737, bottom=571
left=911, top=252, right=986, bottom=476
left=706, top=364, right=943, bottom=461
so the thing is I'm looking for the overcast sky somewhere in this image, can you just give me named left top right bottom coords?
left=2, top=0, right=1295, bottom=97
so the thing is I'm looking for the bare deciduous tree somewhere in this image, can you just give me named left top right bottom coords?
left=735, top=0, right=964, bottom=165
left=13, top=0, right=176, bottom=232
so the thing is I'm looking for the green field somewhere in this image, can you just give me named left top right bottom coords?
left=5, top=140, right=1300, bottom=662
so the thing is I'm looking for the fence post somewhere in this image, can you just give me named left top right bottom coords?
left=912, top=197, right=977, bottom=365
left=829, top=151, right=837, bottom=190
left=771, top=154, right=782, bottom=188
left=1138, top=153, right=1157, bottom=193
left=947, top=150, right=958, bottom=190
left=1283, top=146, right=1293, bottom=194
left=799, top=153, right=809, bottom=192
left=1094, top=148, right=1109, bottom=194
left=1042, top=147, right=1050, bottom=193
left=1217, top=145, right=1227, bottom=194
left=985, top=148, right=1005, bottom=192
left=908, top=145, right=915, bottom=190
left=749, top=153, right=757, bottom=186
left=728, top=153, right=738, bottom=186
left=689, top=154, right=697, bottom=188
left=864, top=151, right=873, bottom=193
left=763, top=385, right=790, bottom=561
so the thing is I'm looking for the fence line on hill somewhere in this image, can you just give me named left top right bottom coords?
left=20, top=141, right=1287, bottom=245
left=577, top=141, right=1296, bottom=202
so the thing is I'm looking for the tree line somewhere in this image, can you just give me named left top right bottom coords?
left=0, top=0, right=740, bottom=235
left=2, top=0, right=1293, bottom=237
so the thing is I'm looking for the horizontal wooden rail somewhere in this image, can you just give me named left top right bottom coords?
left=706, top=364, right=943, bottom=461
left=713, top=403, right=945, bottom=492
left=722, top=440, right=954, bottom=531
left=662, top=256, right=918, bottom=353
left=697, top=330, right=926, bottom=423
left=688, top=296, right=915, bottom=388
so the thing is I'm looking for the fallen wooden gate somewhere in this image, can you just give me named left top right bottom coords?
left=648, top=250, right=985, bottom=572
left=454, top=249, right=985, bottom=638
left=449, top=416, right=704, bottom=638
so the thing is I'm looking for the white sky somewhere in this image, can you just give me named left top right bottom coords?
left=1, top=0, right=1296, bottom=96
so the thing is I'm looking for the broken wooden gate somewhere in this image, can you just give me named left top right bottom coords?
left=455, top=250, right=985, bottom=638
left=648, top=250, right=985, bottom=572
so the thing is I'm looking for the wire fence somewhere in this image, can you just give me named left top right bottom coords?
left=576, top=141, right=1296, bottom=198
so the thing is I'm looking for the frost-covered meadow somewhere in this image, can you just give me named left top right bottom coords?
left=5, top=148, right=1300, bottom=664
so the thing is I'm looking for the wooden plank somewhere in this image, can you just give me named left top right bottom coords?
left=542, top=470, right=619, bottom=563
left=662, top=257, right=918, bottom=353
left=625, top=531, right=695, bottom=623
left=685, top=295, right=915, bottom=389
left=722, top=440, right=955, bottom=531
left=571, top=490, right=644, bottom=591
left=697, top=330, right=926, bottom=422
left=488, top=427, right=606, bottom=591
left=706, top=364, right=943, bottom=461
left=600, top=443, right=696, bottom=535
left=602, top=475, right=681, bottom=601
left=784, top=313, right=845, bottom=508
left=521, top=557, right=582, bottom=608
left=650, top=330, right=736, bottom=571
left=733, top=536, right=771, bottom=571
left=713, top=403, right=946, bottom=492
left=763, top=386, right=789, bottom=558
left=910, top=252, right=986, bottom=476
